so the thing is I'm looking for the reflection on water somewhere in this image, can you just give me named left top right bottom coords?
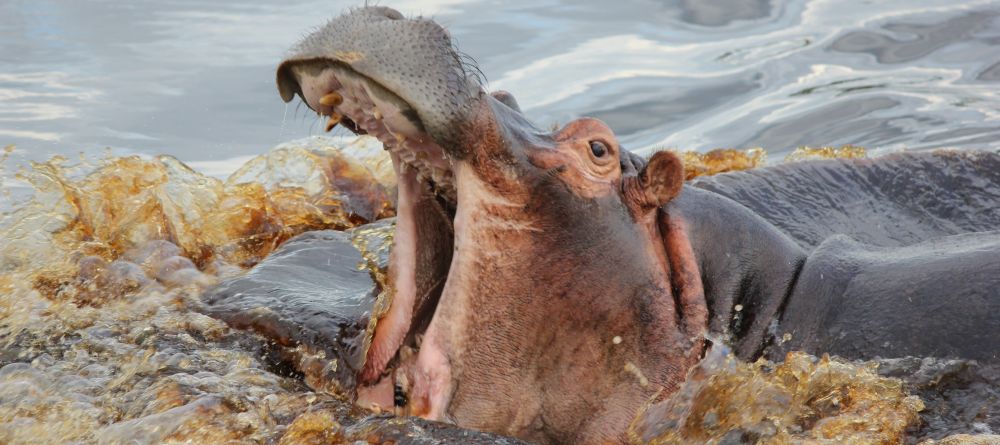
left=2, top=0, right=1000, bottom=173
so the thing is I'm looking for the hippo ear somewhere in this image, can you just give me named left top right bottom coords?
left=629, top=150, right=684, bottom=211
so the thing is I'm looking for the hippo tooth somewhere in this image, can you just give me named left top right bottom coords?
left=319, top=92, right=343, bottom=106
left=399, top=345, right=416, bottom=362
left=373, top=108, right=382, bottom=120
left=325, top=112, right=343, bottom=132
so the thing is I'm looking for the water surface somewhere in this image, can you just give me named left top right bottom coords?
left=3, top=0, right=1000, bottom=174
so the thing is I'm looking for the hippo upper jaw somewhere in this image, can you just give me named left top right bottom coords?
left=276, top=6, right=491, bottom=179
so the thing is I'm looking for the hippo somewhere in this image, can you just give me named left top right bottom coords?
left=210, top=6, right=1000, bottom=444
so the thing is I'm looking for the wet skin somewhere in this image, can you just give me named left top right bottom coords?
left=258, top=6, right=1000, bottom=444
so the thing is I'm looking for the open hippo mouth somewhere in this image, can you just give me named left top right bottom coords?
left=278, top=60, right=458, bottom=201
left=275, top=6, right=702, bottom=444
left=276, top=5, right=476, bottom=403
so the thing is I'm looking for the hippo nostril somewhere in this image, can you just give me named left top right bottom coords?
left=371, top=6, right=405, bottom=20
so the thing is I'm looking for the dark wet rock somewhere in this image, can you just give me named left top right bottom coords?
left=342, top=414, right=532, bottom=444
left=277, top=400, right=530, bottom=445
left=200, top=219, right=394, bottom=397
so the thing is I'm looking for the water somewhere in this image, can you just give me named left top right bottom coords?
left=3, top=0, right=1000, bottom=172
left=2, top=1, right=1000, bottom=443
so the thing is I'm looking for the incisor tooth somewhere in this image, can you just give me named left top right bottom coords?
left=373, top=108, right=382, bottom=120
left=325, top=112, right=342, bottom=132
left=319, top=92, right=343, bottom=106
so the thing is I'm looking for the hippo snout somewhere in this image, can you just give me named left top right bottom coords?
left=276, top=6, right=484, bottom=153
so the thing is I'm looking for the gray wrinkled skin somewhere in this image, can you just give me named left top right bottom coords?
left=276, top=6, right=482, bottom=151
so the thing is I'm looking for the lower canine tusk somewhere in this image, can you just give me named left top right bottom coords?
left=325, top=112, right=343, bottom=132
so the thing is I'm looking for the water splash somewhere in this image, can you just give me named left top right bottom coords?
left=0, top=136, right=992, bottom=444
left=630, top=345, right=924, bottom=444
left=676, top=147, right=768, bottom=180
left=0, top=136, right=394, bottom=443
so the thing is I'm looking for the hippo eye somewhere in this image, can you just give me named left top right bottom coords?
left=590, top=141, right=608, bottom=158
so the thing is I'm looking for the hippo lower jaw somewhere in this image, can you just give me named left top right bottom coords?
left=279, top=58, right=461, bottom=408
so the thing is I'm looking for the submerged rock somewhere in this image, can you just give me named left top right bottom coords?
left=201, top=220, right=395, bottom=397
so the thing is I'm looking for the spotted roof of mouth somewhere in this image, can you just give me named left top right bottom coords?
left=303, top=63, right=457, bottom=202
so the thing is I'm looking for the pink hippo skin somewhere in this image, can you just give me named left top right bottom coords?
left=274, top=7, right=708, bottom=443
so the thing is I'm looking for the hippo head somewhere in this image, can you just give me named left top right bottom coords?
left=277, top=7, right=706, bottom=443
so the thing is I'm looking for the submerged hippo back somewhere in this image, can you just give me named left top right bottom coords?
left=690, top=150, right=1000, bottom=249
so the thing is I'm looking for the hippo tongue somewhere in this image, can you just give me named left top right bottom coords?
left=358, top=154, right=453, bottom=386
